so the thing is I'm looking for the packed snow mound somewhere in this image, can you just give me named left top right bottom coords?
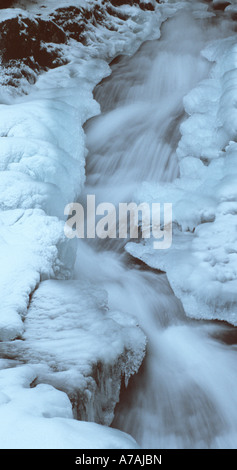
left=127, top=35, right=237, bottom=325
left=2, top=279, right=146, bottom=425
left=0, top=362, right=139, bottom=449
left=0, top=209, right=73, bottom=341
left=0, top=65, right=101, bottom=340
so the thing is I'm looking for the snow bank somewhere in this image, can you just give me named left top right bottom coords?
left=0, top=362, right=139, bottom=449
left=0, top=70, right=101, bottom=340
left=127, top=35, right=237, bottom=325
left=2, top=279, right=146, bottom=425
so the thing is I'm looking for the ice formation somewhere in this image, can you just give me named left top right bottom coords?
left=127, top=23, right=237, bottom=325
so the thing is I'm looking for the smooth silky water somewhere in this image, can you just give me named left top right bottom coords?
left=74, top=9, right=237, bottom=448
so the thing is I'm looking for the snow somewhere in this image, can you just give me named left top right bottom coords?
left=0, top=363, right=139, bottom=449
left=226, top=4, right=237, bottom=13
left=127, top=35, right=237, bottom=325
left=4, top=279, right=146, bottom=425
left=13, top=0, right=88, bottom=14
left=0, top=86, right=92, bottom=340
left=0, top=8, right=25, bottom=22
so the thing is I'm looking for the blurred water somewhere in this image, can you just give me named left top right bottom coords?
left=75, top=9, right=237, bottom=449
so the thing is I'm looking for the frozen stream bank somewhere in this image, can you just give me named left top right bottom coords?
left=77, top=8, right=237, bottom=449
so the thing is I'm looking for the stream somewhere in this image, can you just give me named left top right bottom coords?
left=74, top=8, right=237, bottom=449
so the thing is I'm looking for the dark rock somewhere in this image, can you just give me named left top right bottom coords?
left=51, top=7, right=86, bottom=42
left=51, top=4, right=106, bottom=44
left=34, top=43, right=67, bottom=69
left=106, top=5, right=129, bottom=21
left=110, top=0, right=140, bottom=7
left=109, top=0, right=139, bottom=5
left=212, top=1, right=231, bottom=10
left=0, top=59, right=38, bottom=89
left=0, top=0, right=15, bottom=8
left=0, top=14, right=68, bottom=90
left=140, top=2, right=155, bottom=11
left=0, top=16, right=67, bottom=63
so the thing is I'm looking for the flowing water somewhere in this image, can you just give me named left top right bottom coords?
left=74, top=9, right=237, bottom=449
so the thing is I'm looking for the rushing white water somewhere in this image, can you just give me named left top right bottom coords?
left=74, top=9, right=237, bottom=449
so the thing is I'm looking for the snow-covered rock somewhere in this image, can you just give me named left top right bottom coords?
left=0, top=0, right=163, bottom=94
left=0, top=362, right=139, bottom=449
left=2, top=279, right=146, bottom=425
left=0, top=71, right=99, bottom=340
